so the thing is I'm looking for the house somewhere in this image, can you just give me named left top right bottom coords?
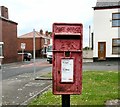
left=18, top=30, right=51, bottom=57
left=0, top=6, right=19, bottom=64
left=93, top=0, right=120, bottom=61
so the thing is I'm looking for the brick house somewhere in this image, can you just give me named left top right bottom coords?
left=18, top=30, right=51, bottom=57
left=0, top=6, right=18, bottom=64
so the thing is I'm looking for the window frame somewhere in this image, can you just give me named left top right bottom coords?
left=112, top=38, right=120, bottom=54
left=0, top=42, right=4, bottom=58
left=112, top=13, right=120, bottom=27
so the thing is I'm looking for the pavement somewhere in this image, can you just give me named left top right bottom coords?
left=2, top=72, right=52, bottom=106
left=1, top=59, right=119, bottom=106
left=1, top=60, right=52, bottom=106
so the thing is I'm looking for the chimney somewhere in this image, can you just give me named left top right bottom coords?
left=45, top=31, right=49, bottom=36
left=40, top=29, right=43, bottom=35
left=0, top=6, right=9, bottom=19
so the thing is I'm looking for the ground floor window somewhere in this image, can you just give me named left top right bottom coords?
left=0, top=42, right=3, bottom=57
left=112, top=38, right=120, bottom=54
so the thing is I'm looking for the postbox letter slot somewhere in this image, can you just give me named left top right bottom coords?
left=55, top=35, right=80, bottom=40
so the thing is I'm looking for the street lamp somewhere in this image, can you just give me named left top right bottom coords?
left=89, top=25, right=91, bottom=50
left=0, top=42, right=4, bottom=59
left=0, top=42, right=4, bottom=106
left=33, top=29, right=36, bottom=79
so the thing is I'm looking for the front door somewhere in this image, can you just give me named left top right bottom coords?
left=98, top=42, right=106, bottom=60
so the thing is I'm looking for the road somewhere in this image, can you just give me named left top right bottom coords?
left=2, top=59, right=119, bottom=80
left=83, top=61, right=119, bottom=71
left=2, top=58, right=52, bottom=80
left=1, top=59, right=119, bottom=106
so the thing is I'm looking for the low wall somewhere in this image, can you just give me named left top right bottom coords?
left=83, top=50, right=93, bottom=62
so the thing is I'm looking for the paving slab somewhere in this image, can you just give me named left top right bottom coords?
left=2, top=71, right=52, bottom=106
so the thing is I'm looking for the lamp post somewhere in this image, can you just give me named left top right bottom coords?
left=89, top=25, right=91, bottom=50
left=0, top=42, right=4, bottom=106
left=33, top=29, right=36, bottom=79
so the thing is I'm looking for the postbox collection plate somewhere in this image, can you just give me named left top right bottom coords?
left=61, top=58, right=74, bottom=83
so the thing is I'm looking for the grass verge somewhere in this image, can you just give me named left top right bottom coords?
left=28, top=71, right=119, bottom=106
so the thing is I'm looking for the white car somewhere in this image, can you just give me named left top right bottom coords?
left=46, top=45, right=52, bottom=64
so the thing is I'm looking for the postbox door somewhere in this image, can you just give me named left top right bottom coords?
left=53, top=51, right=82, bottom=94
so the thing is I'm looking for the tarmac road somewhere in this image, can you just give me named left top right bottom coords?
left=2, top=59, right=51, bottom=80
left=2, top=59, right=119, bottom=80
left=83, top=61, right=119, bottom=71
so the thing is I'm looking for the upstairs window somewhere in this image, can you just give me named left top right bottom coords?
left=112, top=13, right=120, bottom=27
left=112, top=38, right=120, bottom=54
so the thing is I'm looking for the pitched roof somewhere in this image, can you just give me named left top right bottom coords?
left=18, top=31, right=51, bottom=39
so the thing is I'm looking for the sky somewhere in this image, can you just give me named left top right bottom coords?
left=1, top=0, right=97, bottom=47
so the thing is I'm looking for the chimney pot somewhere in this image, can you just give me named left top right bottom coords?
left=40, top=29, right=43, bottom=35
left=0, top=6, right=9, bottom=19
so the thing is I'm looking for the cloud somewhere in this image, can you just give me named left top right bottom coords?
left=1, top=0, right=97, bottom=47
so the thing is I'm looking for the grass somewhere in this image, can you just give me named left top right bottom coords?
left=28, top=71, right=119, bottom=106
left=40, top=72, right=52, bottom=79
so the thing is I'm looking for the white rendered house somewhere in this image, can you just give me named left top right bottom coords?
left=93, top=0, right=120, bottom=61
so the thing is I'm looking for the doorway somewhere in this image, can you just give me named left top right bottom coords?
left=98, top=42, right=106, bottom=60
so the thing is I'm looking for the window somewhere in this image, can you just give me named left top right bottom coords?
left=44, top=38, right=48, bottom=45
left=112, top=13, right=120, bottom=27
left=0, top=43, right=3, bottom=58
left=0, top=45, right=2, bottom=56
left=112, top=38, right=120, bottom=54
left=47, top=45, right=52, bottom=52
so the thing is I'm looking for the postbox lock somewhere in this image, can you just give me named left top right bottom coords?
left=65, top=51, right=70, bottom=57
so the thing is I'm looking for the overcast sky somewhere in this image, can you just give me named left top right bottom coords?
left=1, top=0, right=97, bottom=47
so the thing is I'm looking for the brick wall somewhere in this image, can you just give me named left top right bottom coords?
left=0, top=19, right=2, bottom=42
left=1, top=18, right=18, bottom=64
left=18, top=37, right=44, bottom=57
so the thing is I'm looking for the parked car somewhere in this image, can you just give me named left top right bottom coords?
left=24, top=53, right=32, bottom=61
left=46, top=45, right=52, bottom=64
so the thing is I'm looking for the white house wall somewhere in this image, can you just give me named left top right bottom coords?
left=93, top=8, right=119, bottom=58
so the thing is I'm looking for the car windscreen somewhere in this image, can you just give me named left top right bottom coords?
left=47, top=46, right=52, bottom=52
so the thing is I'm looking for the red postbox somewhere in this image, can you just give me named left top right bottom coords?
left=52, top=23, right=83, bottom=95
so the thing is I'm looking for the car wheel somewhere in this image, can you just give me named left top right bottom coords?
left=49, top=61, right=52, bottom=64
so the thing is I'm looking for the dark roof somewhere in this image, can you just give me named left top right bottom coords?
left=93, top=0, right=120, bottom=9
left=96, top=2, right=120, bottom=7
left=0, top=16, right=18, bottom=25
